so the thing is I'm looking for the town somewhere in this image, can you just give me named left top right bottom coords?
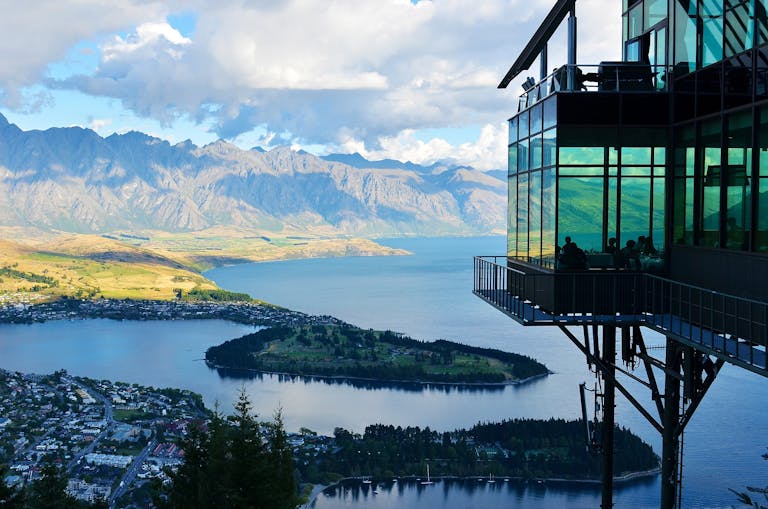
left=0, top=298, right=343, bottom=328
left=0, top=368, right=333, bottom=508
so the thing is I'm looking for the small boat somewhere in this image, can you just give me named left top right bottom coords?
left=488, top=473, right=496, bottom=483
left=362, top=477, right=372, bottom=484
left=420, top=464, right=434, bottom=485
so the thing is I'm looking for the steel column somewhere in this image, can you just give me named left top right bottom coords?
left=661, top=337, right=681, bottom=509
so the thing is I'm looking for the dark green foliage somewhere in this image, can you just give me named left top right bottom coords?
left=0, top=267, right=57, bottom=286
left=205, top=325, right=548, bottom=384
left=25, top=456, right=79, bottom=509
left=304, top=419, right=658, bottom=482
left=181, top=289, right=252, bottom=302
left=162, top=391, right=298, bottom=509
left=0, top=464, right=24, bottom=508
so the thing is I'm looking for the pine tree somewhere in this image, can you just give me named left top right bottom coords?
left=0, top=464, right=24, bottom=508
left=26, top=455, right=78, bottom=509
left=164, top=392, right=298, bottom=509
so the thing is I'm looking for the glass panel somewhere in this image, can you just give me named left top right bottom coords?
left=656, top=27, right=668, bottom=90
left=622, top=166, right=653, bottom=176
left=543, top=128, right=557, bottom=167
left=652, top=178, right=666, bottom=251
left=620, top=177, right=652, bottom=244
left=508, top=144, right=518, bottom=175
left=518, top=138, right=529, bottom=173
left=674, top=0, right=697, bottom=71
left=508, top=176, right=517, bottom=257
left=758, top=177, right=768, bottom=251
left=629, top=4, right=643, bottom=38
left=609, top=147, right=619, bottom=165
left=542, top=169, right=556, bottom=258
left=558, top=177, right=604, bottom=253
left=726, top=111, right=752, bottom=249
left=759, top=0, right=768, bottom=45
left=627, top=39, right=641, bottom=62
left=517, top=173, right=529, bottom=258
left=725, top=0, right=754, bottom=57
left=509, top=117, right=518, bottom=143
left=702, top=146, right=722, bottom=247
left=530, top=134, right=543, bottom=170
left=725, top=55, right=753, bottom=109
left=701, top=0, right=724, bottom=67
left=543, top=97, right=557, bottom=130
left=529, top=171, right=542, bottom=260
left=621, top=146, right=652, bottom=164
left=623, top=14, right=629, bottom=46
left=530, top=103, right=542, bottom=135
left=559, top=166, right=605, bottom=176
left=518, top=110, right=529, bottom=140
left=654, top=146, right=666, bottom=164
left=608, top=177, right=618, bottom=247
left=646, top=0, right=668, bottom=28
left=673, top=178, right=696, bottom=244
left=559, top=146, right=605, bottom=165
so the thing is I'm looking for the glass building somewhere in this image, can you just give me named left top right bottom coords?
left=475, top=2, right=768, bottom=508
left=505, top=0, right=768, bottom=300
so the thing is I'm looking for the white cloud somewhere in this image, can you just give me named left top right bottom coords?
left=2, top=0, right=622, bottom=168
left=343, top=122, right=509, bottom=171
left=87, top=117, right=112, bottom=132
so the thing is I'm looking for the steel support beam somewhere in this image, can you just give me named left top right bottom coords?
left=601, top=325, right=616, bottom=509
left=661, top=337, right=681, bottom=509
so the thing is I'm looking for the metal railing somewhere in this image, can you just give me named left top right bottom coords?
left=474, top=256, right=768, bottom=374
left=518, top=63, right=670, bottom=112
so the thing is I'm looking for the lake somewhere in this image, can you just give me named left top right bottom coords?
left=0, top=236, right=765, bottom=508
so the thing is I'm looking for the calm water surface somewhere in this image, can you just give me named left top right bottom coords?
left=0, top=237, right=765, bottom=508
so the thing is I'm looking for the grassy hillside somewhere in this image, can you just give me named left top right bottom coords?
left=0, top=228, right=408, bottom=304
left=0, top=237, right=218, bottom=303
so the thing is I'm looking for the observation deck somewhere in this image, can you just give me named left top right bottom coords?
left=474, top=256, right=768, bottom=378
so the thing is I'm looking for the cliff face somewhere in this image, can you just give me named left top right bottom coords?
left=0, top=114, right=505, bottom=236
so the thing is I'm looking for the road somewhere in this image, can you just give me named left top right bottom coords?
left=109, top=438, right=157, bottom=507
left=66, top=380, right=115, bottom=472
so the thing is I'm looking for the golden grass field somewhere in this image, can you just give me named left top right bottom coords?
left=0, top=227, right=408, bottom=303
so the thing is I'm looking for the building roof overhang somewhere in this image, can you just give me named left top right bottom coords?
left=498, top=0, right=575, bottom=89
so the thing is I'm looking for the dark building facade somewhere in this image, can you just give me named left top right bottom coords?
left=475, top=1, right=768, bottom=507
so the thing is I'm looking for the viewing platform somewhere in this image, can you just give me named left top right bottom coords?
left=474, top=256, right=768, bottom=378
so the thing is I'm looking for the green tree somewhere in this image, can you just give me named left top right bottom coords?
left=163, top=392, right=297, bottom=509
left=0, top=464, right=24, bottom=508
left=26, top=456, right=77, bottom=509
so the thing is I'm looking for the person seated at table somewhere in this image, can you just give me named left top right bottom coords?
left=559, top=236, right=587, bottom=269
left=621, top=239, right=640, bottom=269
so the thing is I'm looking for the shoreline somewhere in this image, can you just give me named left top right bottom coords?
left=206, top=360, right=551, bottom=388
left=302, top=468, right=661, bottom=506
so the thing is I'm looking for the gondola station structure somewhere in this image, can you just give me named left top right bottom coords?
left=475, top=0, right=768, bottom=507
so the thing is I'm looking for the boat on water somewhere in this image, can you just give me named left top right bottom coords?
left=488, top=473, right=496, bottom=483
left=362, top=477, right=372, bottom=485
left=420, top=464, right=434, bottom=485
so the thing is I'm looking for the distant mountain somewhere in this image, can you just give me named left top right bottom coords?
left=0, top=114, right=506, bottom=237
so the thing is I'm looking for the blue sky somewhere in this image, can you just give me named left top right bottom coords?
left=0, top=0, right=619, bottom=170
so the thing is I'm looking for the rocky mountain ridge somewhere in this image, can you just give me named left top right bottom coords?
left=0, top=114, right=505, bottom=237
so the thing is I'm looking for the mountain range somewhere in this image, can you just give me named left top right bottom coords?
left=0, top=114, right=505, bottom=238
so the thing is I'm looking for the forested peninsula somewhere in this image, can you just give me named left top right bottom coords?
left=205, top=325, right=549, bottom=384
left=300, top=419, right=659, bottom=483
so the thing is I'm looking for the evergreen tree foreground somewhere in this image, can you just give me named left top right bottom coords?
left=161, top=390, right=298, bottom=509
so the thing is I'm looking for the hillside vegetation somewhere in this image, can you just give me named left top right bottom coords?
left=205, top=325, right=549, bottom=384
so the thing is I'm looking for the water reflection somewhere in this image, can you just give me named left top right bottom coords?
left=209, top=366, right=511, bottom=393
left=312, top=475, right=659, bottom=509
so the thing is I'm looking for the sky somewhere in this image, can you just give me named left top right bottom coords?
left=0, top=0, right=620, bottom=170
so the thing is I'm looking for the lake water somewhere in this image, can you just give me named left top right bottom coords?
left=0, top=236, right=765, bottom=508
